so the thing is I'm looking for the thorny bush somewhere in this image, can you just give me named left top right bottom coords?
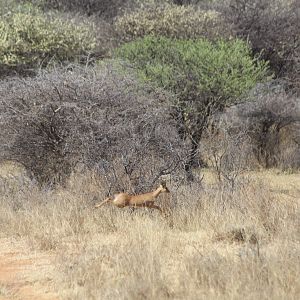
left=216, top=84, right=300, bottom=170
left=236, top=86, right=300, bottom=169
left=220, top=0, right=300, bottom=93
left=0, top=62, right=187, bottom=190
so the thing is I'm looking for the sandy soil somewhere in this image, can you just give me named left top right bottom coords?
left=0, top=238, right=58, bottom=300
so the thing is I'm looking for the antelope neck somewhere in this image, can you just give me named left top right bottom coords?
left=152, top=187, right=162, bottom=198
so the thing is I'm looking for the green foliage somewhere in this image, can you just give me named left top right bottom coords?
left=115, top=3, right=231, bottom=42
left=0, top=2, right=96, bottom=67
left=116, top=36, right=270, bottom=107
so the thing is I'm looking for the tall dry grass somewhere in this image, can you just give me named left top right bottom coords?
left=0, top=165, right=299, bottom=299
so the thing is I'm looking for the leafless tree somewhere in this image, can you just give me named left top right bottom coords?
left=199, top=106, right=254, bottom=190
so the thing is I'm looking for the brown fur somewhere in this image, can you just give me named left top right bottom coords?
left=94, top=182, right=170, bottom=214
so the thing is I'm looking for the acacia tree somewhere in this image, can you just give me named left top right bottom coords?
left=116, top=36, right=270, bottom=179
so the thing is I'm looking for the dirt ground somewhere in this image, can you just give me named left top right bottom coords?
left=0, top=238, right=58, bottom=300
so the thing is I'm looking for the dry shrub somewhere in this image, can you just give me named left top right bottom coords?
left=235, top=86, right=300, bottom=170
left=201, top=125, right=253, bottom=188
left=0, top=62, right=187, bottom=189
left=115, top=3, right=231, bottom=42
left=28, top=0, right=134, bottom=19
left=204, top=85, right=300, bottom=171
left=277, top=124, right=300, bottom=170
left=172, top=0, right=205, bottom=4
left=220, top=0, right=300, bottom=93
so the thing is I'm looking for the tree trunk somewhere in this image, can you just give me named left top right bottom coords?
left=184, top=138, right=198, bottom=181
left=184, top=129, right=206, bottom=181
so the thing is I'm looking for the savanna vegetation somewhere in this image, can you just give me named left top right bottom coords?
left=0, top=0, right=299, bottom=299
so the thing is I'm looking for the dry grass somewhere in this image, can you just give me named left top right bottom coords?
left=0, top=162, right=299, bottom=299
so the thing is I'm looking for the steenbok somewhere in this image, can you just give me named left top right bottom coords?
left=94, top=181, right=170, bottom=214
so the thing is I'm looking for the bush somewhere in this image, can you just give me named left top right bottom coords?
left=233, top=85, right=300, bottom=170
left=116, top=36, right=270, bottom=178
left=211, top=83, right=300, bottom=171
left=220, top=0, right=300, bottom=93
left=0, top=63, right=187, bottom=189
left=0, top=3, right=96, bottom=74
left=32, top=0, right=140, bottom=19
left=201, top=124, right=253, bottom=188
left=115, top=3, right=230, bottom=42
left=171, top=0, right=206, bottom=4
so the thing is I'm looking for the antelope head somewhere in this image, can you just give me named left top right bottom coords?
left=159, top=180, right=170, bottom=193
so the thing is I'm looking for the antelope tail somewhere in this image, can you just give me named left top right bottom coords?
left=94, top=197, right=112, bottom=209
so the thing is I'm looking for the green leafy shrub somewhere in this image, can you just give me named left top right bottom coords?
left=116, top=36, right=270, bottom=178
left=115, top=3, right=231, bottom=42
left=0, top=3, right=96, bottom=70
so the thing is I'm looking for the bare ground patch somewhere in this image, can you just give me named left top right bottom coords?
left=0, top=238, right=58, bottom=300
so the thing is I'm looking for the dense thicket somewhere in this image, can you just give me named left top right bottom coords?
left=26, top=0, right=175, bottom=19
left=202, top=86, right=300, bottom=174
left=0, top=63, right=187, bottom=189
left=219, top=0, right=300, bottom=93
left=31, top=0, right=130, bottom=19
left=234, top=87, right=300, bottom=169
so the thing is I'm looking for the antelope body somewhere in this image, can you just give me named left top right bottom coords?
left=94, top=181, right=170, bottom=214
